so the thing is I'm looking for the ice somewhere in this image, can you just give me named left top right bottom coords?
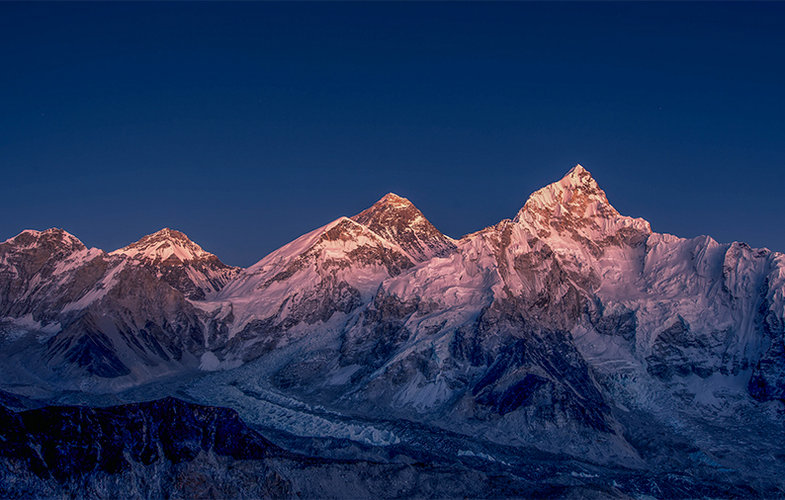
left=198, top=352, right=221, bottom=371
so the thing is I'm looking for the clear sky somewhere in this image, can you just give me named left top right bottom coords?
left=1, top=2, right=783, bottom=266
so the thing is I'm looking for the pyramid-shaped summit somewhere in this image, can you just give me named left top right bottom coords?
left=351, top=192, right=455, bottom=262
left=514, top=165, right=651, bottom=244
left=111, top=228, right=240, bottom=300
left=112, top=228, right=213, bottom=264
left=518, top=165, right=614, bottom=218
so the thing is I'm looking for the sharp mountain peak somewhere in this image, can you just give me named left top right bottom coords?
left=518, top=164, right=616, bottom=219
left=111, top=227, right=214, bottom=263
left=351, top=193, right=455, bottom=262
left=352, top=193, right=420, bottom=223
left=565, top=163, right=592, bottom=182
left=513, top=164, right=652, bottom=244
left=376, top=192, right=413, bottom=207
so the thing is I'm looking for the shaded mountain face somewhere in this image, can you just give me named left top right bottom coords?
left=1, top=166, right=785, bottom=495
left=0, top=229, right=104, bottom=321
left=0, top=398, right=316, bottom=498
left=0, top=228, right=238, bottom=385
left=317, top=170, right=657, bottom=447
left=0, top=397, right=290, bottom=482
left=0, top=397, right=769, bottom=499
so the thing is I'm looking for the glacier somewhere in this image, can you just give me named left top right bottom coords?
left=1, top=165, right=784, bottom=497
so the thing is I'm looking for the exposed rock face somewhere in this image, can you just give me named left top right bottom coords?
left=2, top=165, right=785, bottom=496
left=351, top=193, right=456, bottom=262
left=0, top=229, right=109, bottom=321
left=0, top=397, right=291, bottom=498
left=326, top=210, right=619, bottom=448
left=516, top=165, right=651, bottom=250
left=42, top=265, right=207, bottom=379
left=0, top=229, right=224, bottom=386
left=645, top=316, right=726, bottom=380
left=0, top=397, right=289, bottom=479
left=749, top=335, right=785, bottom=402
left=111, top=228, right=240, bottom=300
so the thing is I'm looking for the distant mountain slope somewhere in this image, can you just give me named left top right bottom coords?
left=1, top=166, right=784, bottom=495
left=0, top=228, right=238, bottom=386
left=111, top=227, right=240, bottom=300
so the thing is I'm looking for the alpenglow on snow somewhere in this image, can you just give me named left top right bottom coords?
left=1, top=165, right=784, bottom=497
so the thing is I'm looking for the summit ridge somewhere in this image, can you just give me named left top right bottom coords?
left=351, top=192, right=456, bottom=262
left=111, top=227, right=211, bottom=263
left=1, top=164, right=784, bottom=497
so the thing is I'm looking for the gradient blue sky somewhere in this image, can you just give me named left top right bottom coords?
left=2, top=2, right=783, bottom=266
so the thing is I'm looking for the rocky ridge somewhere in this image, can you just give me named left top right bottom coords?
left=111, top=227, right=240, bottom=300
left=1, top=165, right=784, bottom=496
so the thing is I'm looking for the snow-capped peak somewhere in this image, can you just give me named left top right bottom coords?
left=351, top=193, right=455, bottom=262
left=376, top=192, right=414, bottom=208
left=3, top=228, right=86, bottom=253
left=516, top=164, right=614, bottom=222
left=565, top=163, right=592, bottom=184
left=111, top=227, right=212, bottom=263
left=109, top=228, right=240, bottom=300
left=513, top=165, right=651, bottom=254
left=352, top=193, right=418, bottom=229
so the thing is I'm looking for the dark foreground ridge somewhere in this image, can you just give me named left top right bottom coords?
left=0, top=396, right=774, bottom=499
left=0, top=397, right=570, bottom=498
left=0, top=397, right=294, bottom=497
left=0, top=397, right=287, bottom=479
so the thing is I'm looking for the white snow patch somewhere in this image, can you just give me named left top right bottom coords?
left=1, top=314, right=61, bottom=342
left=325, top=364, right=361, bottom=386
left=199, top=352, right=221, bottom=371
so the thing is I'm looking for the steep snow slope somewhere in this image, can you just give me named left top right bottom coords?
left=211, top=194, right=456, bottom=362
left=1, top=166, right=785, bottom=492
left=215, top=218, right=417, bottom=362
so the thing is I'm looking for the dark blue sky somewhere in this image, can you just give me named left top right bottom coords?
left=2, top=2, right=783, bottom=266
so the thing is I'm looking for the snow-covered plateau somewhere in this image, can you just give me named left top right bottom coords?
left=1, top=165, right=784, bottom=497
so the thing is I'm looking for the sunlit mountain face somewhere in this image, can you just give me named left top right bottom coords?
left=1, top=166, right=784, bottom=498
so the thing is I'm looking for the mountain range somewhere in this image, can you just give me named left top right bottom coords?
left=1, top=165, right=784, bottom=497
